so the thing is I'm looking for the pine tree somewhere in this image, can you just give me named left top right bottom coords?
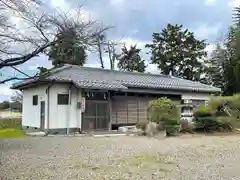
left=146, top=24, right=206, bottom=81
left=48, top=28, right=87, bottom=67
left=117, top=44, right=146, bottom=72
left=203, top=43, right=226, bottom=90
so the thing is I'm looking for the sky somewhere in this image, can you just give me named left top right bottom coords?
left=0, top=0, right=239, bottom=101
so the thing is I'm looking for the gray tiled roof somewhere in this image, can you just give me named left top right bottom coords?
left=43, top=65, right=220, bottom=93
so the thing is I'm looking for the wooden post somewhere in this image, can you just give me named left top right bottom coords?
left=136, top=93, right=139, bottom=123
left=146, top=94, right=149, bottom=122
left=126, top=92, right=128, bottom=124
left=108, top=91, right=112, bottom=131
left=95, top=102, right=97, bottom=130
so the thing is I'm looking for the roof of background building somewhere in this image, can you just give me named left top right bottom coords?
left=12, top=64, right=221, bottom=93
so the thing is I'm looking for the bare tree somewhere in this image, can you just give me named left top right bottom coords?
left=11, top=90, right=22, bottom=103
left=96, top=33, right=105, bottom=68
left=95, top=34, right=123, bottom=70
left=10, top=90, right=22, bottom=111
left=106, top=40, right=119, bottom=70
left=0, top=0, right=109, bottom=83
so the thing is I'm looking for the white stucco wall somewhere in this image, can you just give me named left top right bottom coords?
left=181, top=92, right=211, bottom=100
left=22, top=85, right=47, bottom=128
left=48, top=84, right=68, bottom=129
left=48, top=84, right=82, bottom=129
left=22, top=83, right=82, bottom=130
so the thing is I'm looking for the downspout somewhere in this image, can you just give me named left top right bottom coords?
left=46, top=81, right=54, bottom=134
left=77, top=88, right=81, bottom=132
left=67, top=83, right=73, bottom=135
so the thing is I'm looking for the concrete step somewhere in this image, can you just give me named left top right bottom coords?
left=25, top=131, right=46, bottom=137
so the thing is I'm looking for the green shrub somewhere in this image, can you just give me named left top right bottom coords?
left=148, top=97, right=179, bottom=123
left=217, top=116, right=236, bottom=122
left=218, top=122, right=233, bottom=132
left=194, top=105, right=212, bottom=118
left=208, top=96, right=229, bottom=110
left=214, top=111, right=228, bottom=117
left=217, top=116, right=237, bottom=130
left=208, top=94, right=240, bottom=114
left=164, top=119, right=180, bottom=135
left=194, top=116, right=234, bottom=132
left=147, top=98, right=180, bottom=136
left=194, top=116, right=218, bottom=132
left=228, top=94, right=240, bottom=109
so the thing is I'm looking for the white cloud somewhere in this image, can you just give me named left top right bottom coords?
left=120, top=38, right=147, bottom=49
left=191, top=23, right=222, bottom=40
left=50, top=0, right=96, bottom=22
left=84, top=37, right=149, bottom=70
left=0, top=84, right=14, bottom=97
left=205, top=0, right=217, bottom=5
left=109, top=0, right=125, bottom=6
left=228, top=0, right=240, bottom=7
left=25, top=55, right=53, bottom=71
left=146, top=64, right=160, bottom=74
left=50, top=0, right=65, bottom=8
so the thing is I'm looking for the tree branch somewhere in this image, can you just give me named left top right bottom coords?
left=0, top=77, right=31, bottom=84
left=0, top=1, right=111, bottom=71
left=0, top=42, right=52, bottom=69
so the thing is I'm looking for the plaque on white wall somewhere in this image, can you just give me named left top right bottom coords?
left=81, top=97, right=86, bottom=113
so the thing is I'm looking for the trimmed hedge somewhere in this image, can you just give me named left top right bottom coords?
left=164, top=119, right=180, bottom=135
left=193, top=105, right=212, bottom=118
left=194, top=116, right=233, bottom=132
left=148, top=97, right=179, bottom=123
left=217, top=116, right=240, bottom=129
left=194, top=116, right=218, bottom=131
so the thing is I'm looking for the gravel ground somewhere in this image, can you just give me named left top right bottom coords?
left=1, top=134, right=240, bottom=180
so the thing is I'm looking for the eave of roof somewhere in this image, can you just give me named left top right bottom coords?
left=11, top=64, right=221, bottom=93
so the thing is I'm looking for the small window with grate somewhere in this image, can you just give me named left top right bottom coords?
left=57, top=94, right=69, bottom=105
left=33, top=95, right=38, bottom=106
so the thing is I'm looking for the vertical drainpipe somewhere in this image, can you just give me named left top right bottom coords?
left=46, top=81, right=54, bottom=134
left=67, top=83, right=73, bottom=135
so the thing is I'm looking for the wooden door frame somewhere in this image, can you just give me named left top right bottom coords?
left=82, top=100, right=109, bottom=131
left=40, top=101, right=45, bottom=130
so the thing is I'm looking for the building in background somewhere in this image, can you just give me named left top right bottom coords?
left=12, top=65, right=221, bottom=134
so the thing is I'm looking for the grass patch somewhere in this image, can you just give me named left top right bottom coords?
left=54, top=152, right=174, bottom=179
left=120, top=152, right=173, bottom=170
left=94, top=152, right=173, bottom=179
left=0, top=118, right=22, bottom=129
left=0, top=128, right=25, bottom=138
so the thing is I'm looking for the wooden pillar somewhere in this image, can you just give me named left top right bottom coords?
left=146, top=94, right=149, bottom=122
left=125, top=92, right=128, bottom=124
left=108, top=91, right=112, bottom=131
left=136, top=93, right=139, bottom=123
left=113, top=92, right=118, bottom=124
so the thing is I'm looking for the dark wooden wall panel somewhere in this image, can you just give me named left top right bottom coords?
left=111, top=95, right=181, bottom=125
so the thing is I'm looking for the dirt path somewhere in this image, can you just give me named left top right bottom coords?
left=1, top=135, right=240, bottom=180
